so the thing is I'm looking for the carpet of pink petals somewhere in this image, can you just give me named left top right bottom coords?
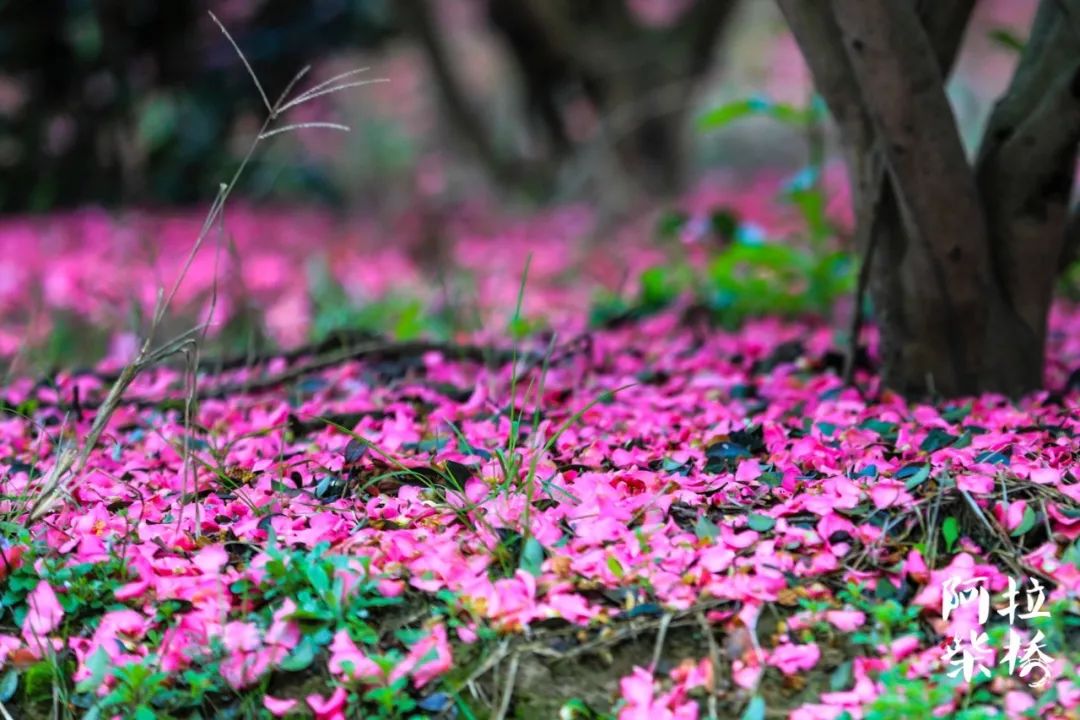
left=1, top=186, right=1079, bottom=719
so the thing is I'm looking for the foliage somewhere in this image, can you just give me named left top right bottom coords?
left=590, top=92, right=854, bottom=328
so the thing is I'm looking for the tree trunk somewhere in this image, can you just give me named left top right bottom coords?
left=481, top=0, right=736, bottom=197
left=778, top=0, right=1080, bottom=398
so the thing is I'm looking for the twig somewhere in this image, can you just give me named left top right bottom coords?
left=80, top=328, right=378, bottom=382
left=925, top=482, right=945, bottom=569
left=492, top=652, right=520, bottom=720
left=650, top=612, right=674, bottom=671
left=193, top=340, right=531, bottom=401
left=959, top=489, right=1055, bottom=584
left=696, top=610, right=721, bottom=720
left=452, top=639, right=510, bottom=694
left=526, top=599, right=731, bottom=662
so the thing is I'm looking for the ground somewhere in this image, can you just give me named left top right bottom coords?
left=1, top=191, right=1079, bottom=720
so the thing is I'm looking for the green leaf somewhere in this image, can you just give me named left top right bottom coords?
left=698, top=98, right=759, bottom=129
left=393, top=298, right=425, bottom=340
left=1011, top=505, right=1037, bottom=537
left=942, top=403, right=972, bottom=423
left=519, top=537, right=545, bottom=577
left=903, top=464, right=932, bottom=491
left=65, top=14, right=102, bottom=61
left=860, top=419, right=898, bottom=441
left=786, top=183, right=829, bottom=246
left=699, top=97, right=808, bottom=131
left=942, top=516, right=959, bottom=551
left=742, top=696, right=766, bottom=720
left=695, top=515, right=719, bottom=541
left=76, top=647, right=111, bottom=693
left=830, top=660, right=852, bottom=692
left=974, top=449, right=1009, bottom=465
left=758, top=471, right=783, bottom=488
left=655, top=210, right=688, bottom=239
left=0, top=669, right=17, bottom=703
left=306, top=562, right=331, bottom=595
left=709, top=209, right=740, bottom=240
left=747, top=513, right=776, bottom=532
left=137, top=95, right=178, bottom=151
left=987, top=28, right=1025, bottom=53
left=1063, top=540, right=1080, bottom=568
left=606, top=556, right=625, bottom=579
left=559, top=698, right=601, bottom=719
left=920, top=429, right=957, bottom=453
left=24, top=662, right=54, bottom=702
left=279, top=635, right=318, bottom=672
left=639, top=266, right=677, bottom=309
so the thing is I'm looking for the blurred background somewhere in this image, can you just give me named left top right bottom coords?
left=0, top=0, right=1046, bottom=372
left=0, top=0, right=1034, bottom=214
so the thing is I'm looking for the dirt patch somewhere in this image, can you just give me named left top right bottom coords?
left=463, top=608, right=858, bottom=718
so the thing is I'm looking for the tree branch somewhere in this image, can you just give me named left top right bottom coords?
left=985, top=58, right=1080, bottom=328
left=978, top=0, right=1080, bottom=168
left=976, top=0, right=1080, bottom=334
left=915, top=0, right=977, bottom=71
left=515, top=0, right=616, bottom=77
left=775, top=0, right=868, bottom=146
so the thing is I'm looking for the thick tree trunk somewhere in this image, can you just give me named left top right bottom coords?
left=778, top=0, right=1079, bottom=398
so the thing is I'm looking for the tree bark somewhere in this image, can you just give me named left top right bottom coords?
left=779, top=0, right=1080, bottom=398
left=975, top=0, right=1080, bottom=379
left=830, top=0, right=998, bottom=395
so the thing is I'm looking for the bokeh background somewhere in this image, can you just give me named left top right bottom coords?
left=0, top=0, right=1046, bottom=373
left=0, top=0, right=1034, bottom=212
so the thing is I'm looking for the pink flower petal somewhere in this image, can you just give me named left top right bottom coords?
left=22, top=582, right=63, bottom=642
left=264, top=696, right=298, bottom=717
